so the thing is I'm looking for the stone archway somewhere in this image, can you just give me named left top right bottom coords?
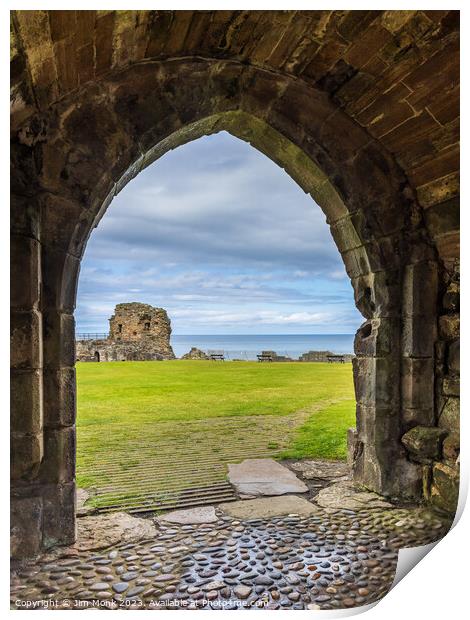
left=11, top=11, right=459, bottom=559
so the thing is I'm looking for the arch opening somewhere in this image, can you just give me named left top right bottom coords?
left=11, top=57, right=444, bottom=559
left=65, top=106, right=416, bottom=502
left=74, top=130, right=363, bottom=514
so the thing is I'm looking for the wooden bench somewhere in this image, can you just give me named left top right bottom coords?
left=327, top=354, right=345, bottom=363
left=208, top=350, right=225, bottom=361
left=257, top=353, right=274, bottom=362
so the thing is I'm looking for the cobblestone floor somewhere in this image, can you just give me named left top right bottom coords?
left=11, top=501, right=450, bottom=611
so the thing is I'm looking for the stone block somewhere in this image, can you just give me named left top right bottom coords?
left=10, top=235, right=41, bottom=310
left=436, top=231, right=459, bottom=262
left=354, top=318, right=400, bottom=357
left=353, top=356, right=399, bottom=407
left=352, top=443, right=381, bottom=492
left=208, top=63, right=245, bottom=114
left=42, top=482, right=76, bottom=549
left=40, top=426, right=76, bottom=483
left=431, top=462, right=459, bottom=514
left=77, top=511, right=158, bottom=551
left=10, top=194, right=41, bottom=240
left=345, top=208, right=375, bottom=244
left=372, top=270, right=402, bottom=317
left=443, top=375, right=459, bottom=396
left=442, top=432, right=460, bottom=463
left=341, top=246, right=371, bottom=279
left=42, top=248, right=80, bottom=312
left=402, top=314, right=437, bottom=358
left=43, top=311, right=75, bottom=369
left=403, top=261, right=438, bottom=317
left=43, top=368, right=76, bottom=428
left=422, top=464, right=432, bottom=500
left=355, top=403, right=399, bottom=447
left=364, top=236, right=405, bottom=274
left=320, top=108, right=371, bottom=165
left=10, top=495, right=42, bottom=559
left=347, top=427, right=361, bottom=469
left=315, top=480, right=393, bottom=510
left=388, top=458, right=423, bottom=500
left=10, top=369, right=43, bottom=433
left=10, top=310, right=42, bottom=370
left=401, top=425, right=447, bottom=463
left=448, top=340, right=459, bottom=372
left=330, top=217, right=362, bottom=252
left=407, top=238, right=437, bottom=264
left=402, top=357, right=434, bottom=410
left=402, top=407, right=435, bottom=429
left=352, top=270, right=401, bottom=319
left=267, top=77, right=332, bottom=143
left=439, top=397, right=460, bottom=432
left=11, top=432, right=43, bottom=480
left=424, top=197, right=459, bottom=239
left=435, top=340, right=447, bottom=363
left=442, top=281, right=459, bottom=312
left=39, top=193, right=84, bottom=251
left=352, top=275, right=376, bottom=318
left=417, top=171, right=459, bottom=209
left=439, top=313, right=460, bottom=340
left=310, top=179, right=349, bottom=225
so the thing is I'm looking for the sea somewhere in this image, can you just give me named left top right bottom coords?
left=171, top=334, right=354, bottom=360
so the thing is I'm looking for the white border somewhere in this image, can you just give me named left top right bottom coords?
left=4, top=2, right=466, bottom=618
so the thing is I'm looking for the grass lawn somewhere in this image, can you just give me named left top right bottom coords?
left=279, top=399, right=356, bottom=460
left=76, top=360, right=355, bottom=511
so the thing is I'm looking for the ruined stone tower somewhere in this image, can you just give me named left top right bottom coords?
left=109, top=303, right=173, bottom=348
left=76, top=303, right=175, bottom=361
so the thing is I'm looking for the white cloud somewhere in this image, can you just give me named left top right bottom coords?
left=76, top=132, right=362, bottom=334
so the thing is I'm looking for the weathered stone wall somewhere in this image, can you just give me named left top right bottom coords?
left=76, top=303, right=175, bottom=362
left=398, top=263, right=460, bottom=514
left=76, top=340, right=171, bottom=362
left=10, top=10, right=459, bottom=558
left=431, top=260, right=460, bottom=512
left=109, top=303, right=172, bottom=350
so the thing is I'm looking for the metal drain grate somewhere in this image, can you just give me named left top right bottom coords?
left=77, top=404, right=341, bottom=514
left=97, top=482, right=237, bottom=514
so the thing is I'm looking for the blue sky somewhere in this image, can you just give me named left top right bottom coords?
left=76, top=132, right=362, bottom=335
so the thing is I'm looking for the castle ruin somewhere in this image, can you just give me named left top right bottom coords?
left=76, top=303, right=175, bottom=362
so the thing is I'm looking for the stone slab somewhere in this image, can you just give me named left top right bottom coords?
left=76, top=488, right=96, bottom=517
left=77, top=488, right=89, bottom=508
left=218, top=495, right=319, bottom=519
left=315, top=482, right=393, bottom=511
left=158, top=506, right=218, bottom=524
left=76, top=512, right=157, bottom=551
left=228, top=458, right=308, bottom=496
left=290, top=459, right=350, bottom=480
